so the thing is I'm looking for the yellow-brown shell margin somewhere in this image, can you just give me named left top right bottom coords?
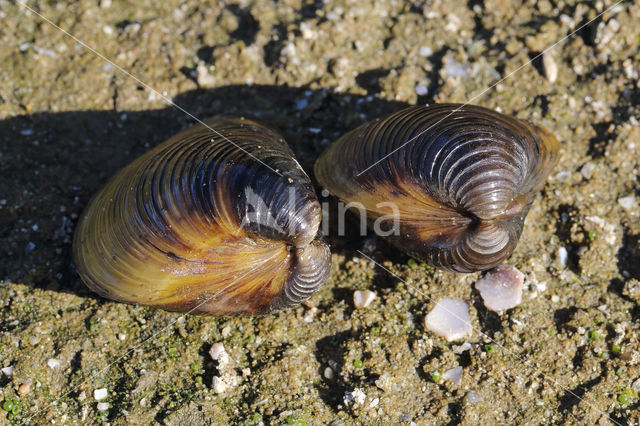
left=314, top=104, right=559, bottom=272
left=73, top=116, right=330, bottom=315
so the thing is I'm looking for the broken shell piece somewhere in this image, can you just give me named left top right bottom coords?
left=475, top=265, right=524, bottom=312
left=424, top=298, right=472, bottom=341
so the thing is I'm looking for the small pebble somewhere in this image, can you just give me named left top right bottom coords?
left=209, top=343, right=228, bottom=363
left=29, top=336, right=39, bottom=345
left=118, top=333, right=126, bottom=341
left=424, top=298, right=472, bottom=341
left=618, top=195, right=635, bottom=210
left=25, top=242, right=36, bottom=255
left=323, top=367, right=334, bottom=380
left=47, top=358, right=60, bottom=369
left=542, top=52, right=558, bottom=83
left=369, top=397, right=380, bottom=408
left=464, top=390, right=482, bottom=404
left=580, top=162, right=595, bottom=179
left=419, top=46, right=433, bottom=57
left=415, top=84, right=429, bottom=96
left=344, top=388, right=366, bottom=407
left=353, top=290, right=377, bottom=309
left=1, top=365, right=13, bottom=376
left=94, top=388, right=108, bottom=400
left=17, top=382, right=31, bottom=396
left=96, top=402, right=109, bottom=411
left=556, top=247, right=568, bottom=268
left=442, top=366, right=463, bottom=385
left=475, top=265, right=524, bottom=312
left=212, top=376, right=228, bottom=394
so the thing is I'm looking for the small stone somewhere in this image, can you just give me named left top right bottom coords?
left=209, top=343, right=229, bottom=364
left=29, top=336, right=39, bottom=345
left=444, top=54, right=468, bottom=78
left=580, top=162, right=595, bottom=180
left=415, top=84, right=428, bottom=96
left=323, top=367, right=334, bottom=380
left=1, top=365, right=13, bottom=376
left=419, top=46, right=433, bottom=57
left=97, top=402, right=109, bottom=411
left=369, top=397, right=380, bottom=408
left=424, top=298, right=472, bottom=341
left=464, top=390, right=482, bottom=404
left=47, top=358, right=60, bottom=369
left=118, top=333, right=126, bottom=341
left=475, top=265, right=524, bottom=313
left=196, top=63, right=215, bottom=88
left=344, top=388, right=366, bottom=407
left=442, top=366, right=463, bottom=385
left=17, top=382, right=31, bottom=396
left=618, top=195, right=635, bottom=210
left=542, top=52, right=558, bottom=83
left=556, top=247, right=568, bottom=268
left=78, top=391, right=86, bottom=401
left=102, top=25, right=114, bottom=35
left=94, top=388, right=108, bottom=400
left=25, top=242, right=36, bottom=255
left=212, top=376, right=228, bottom=394
left=632, top=378, right=640, bottom=392
left=353, top=290, right=377, bottom=309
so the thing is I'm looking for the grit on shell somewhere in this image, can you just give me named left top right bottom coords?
left=1, top=0, right=639, bottom=424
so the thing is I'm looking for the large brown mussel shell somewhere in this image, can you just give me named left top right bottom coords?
left=314, top=104, right=559, bottom=272
left=73, top=116, right=330, bottom=315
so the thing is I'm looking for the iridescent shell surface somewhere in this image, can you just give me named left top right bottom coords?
left=73, top=116, right=330, bottom=315
left=314, top=104, right=559, bottom=272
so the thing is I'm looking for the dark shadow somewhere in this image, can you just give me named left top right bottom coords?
left=618, top=229, right=640, bottom=281
left=225, top=4, right=260, bottom=46
left=587, top=121, right=615, bottom=159
left=553, top=307, right=578, bottom=332
left=558, top=376, right=602, bottom=419
left=313, top=330, right=352, bottom=408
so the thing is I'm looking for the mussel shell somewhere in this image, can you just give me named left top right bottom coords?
left=314, top=104, right=559, bottom=272
left=73, top=116, right=330, bottom=315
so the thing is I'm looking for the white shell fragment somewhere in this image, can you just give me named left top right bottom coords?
left=424, top=298, right=472, bottom=341
left=618, top=195, right=635, bottom=210
left=442, top=366, right=463, bottom=385
left=475, top=265, right=524, bottom=313
left=97, top=402, right=109, bottom=411
left=353, top=290, right=377, bottom=309
left=47, top=358, right=60, bottom=369
left=1, top=365, right=14, bottom=376
left=344, top=388, right=366, bottom=407
left=93, top=388, right=108, bottom=400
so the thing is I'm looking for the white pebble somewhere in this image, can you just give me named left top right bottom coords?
left=556, top=247, right=568, bottom=268
left=424, top=298, right=472, bottom=341
left=323, top=367, right=334, bottom=380
left=47, top=358, right=60, bottom=369
left=415, top=84, right=429, bottom=96
left=618, top=195, right=635, bottom=210
left=580, top=162, right=595, bottom=179
left=102, top=25, right=114, bottom=35
left=29, top=336, right=39, bottom=345
left=94, top=388, right=108, bottom=400
left=96, top=402, right=109, bottom=411
left=209, top=343, right=228, bottom=363
left=1, top=365, right=14, bottom=376
left=344, top=388, right=366, bottom=407
left=475, top=265, right=524, bottom=313
left=632, top=378, right=640, bottom=392
left=542, top=52, right=558, bottom=83
left=419, top=46, right=433, bottom=57
left=442, top=366, right=463, bottom=384
left=464, top=390, right=482, bottom=404
left=369, top=397, right=380, bottom=408
left=211, top=376, right=228, bottom=394
left=118, top=333, right=126, bottom=341
left=353, top=290, right=377, bottom=309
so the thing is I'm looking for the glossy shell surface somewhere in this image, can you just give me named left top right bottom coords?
left=74, top=116, right=330, bottom=315
left=314, top=104, right=559, bottom=272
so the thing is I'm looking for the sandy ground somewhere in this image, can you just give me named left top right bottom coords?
left=1, top=0, right=639, bottom=424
